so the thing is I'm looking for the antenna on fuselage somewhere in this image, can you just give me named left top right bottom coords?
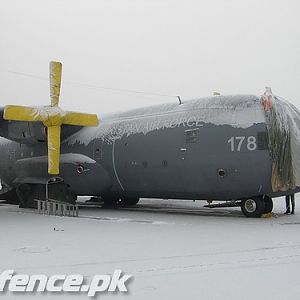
left=265, top=87, right=273, bottom=94
left=177, top=96, right=182, bottom=105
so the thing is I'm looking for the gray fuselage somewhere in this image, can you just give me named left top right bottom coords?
left=0, top=94, right=282, bottom=202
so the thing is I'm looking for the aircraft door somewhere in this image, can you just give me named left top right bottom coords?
left=180, top=127, right=205, bottom=192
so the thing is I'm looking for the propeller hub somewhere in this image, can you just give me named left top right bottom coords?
left=39, top=106, right=65, bottom=127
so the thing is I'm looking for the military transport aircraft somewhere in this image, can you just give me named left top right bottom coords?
left=0, top=61, right=299, bottom=217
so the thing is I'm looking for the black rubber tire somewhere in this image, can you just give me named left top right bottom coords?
left=120, top=197, right=140, bottom=206
left=241, top=197, right=265, bottom=218
left=263, top=196, right=273, bottom=213
left=16, top=184, right=36, bottom=208
left=102, top=197, right=121, bottom=207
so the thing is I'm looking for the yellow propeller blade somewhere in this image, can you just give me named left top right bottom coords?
left=4, top=61, right=99, bottom=175
left=50, top=61, right=62, bottom=107
left=47, top=126, right=61, bottom=175
left=3, top=105, right=42, bottom=122
left=63, top=112, right=99, bottom=126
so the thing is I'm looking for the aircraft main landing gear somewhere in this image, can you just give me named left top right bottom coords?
left=0, top=189, right=18, bottom=205
left=16, top=182, right=76, bottom=209
left=102, top=196, right=140, bottom=207
left=241, top=196, right=269, bottom=218
left=102, top=196, right=120, bottom=207
left=16, top=184, right=36, bottom=208
left=263, top=196, right=273, bottom=214
left=120, top=197, right=140, bottom=206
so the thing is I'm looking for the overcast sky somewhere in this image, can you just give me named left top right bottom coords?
left=0, top=0, right=299, bottom=114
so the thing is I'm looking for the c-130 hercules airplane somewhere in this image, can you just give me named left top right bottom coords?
left=0, top=61, right=299, bottom=217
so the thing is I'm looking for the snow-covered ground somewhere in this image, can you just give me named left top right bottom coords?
left=0, top=196, right=300, bottom=300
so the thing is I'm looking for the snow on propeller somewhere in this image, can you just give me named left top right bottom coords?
left=3, top=61, right=99, bottom=175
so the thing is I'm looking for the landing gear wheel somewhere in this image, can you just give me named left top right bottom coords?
left=16, top=184, right=36, bottom=208
left=102, top=196, right=140, bottom=207
left=102, top=197, right=121, bottom=207
left=120, top=197, right=140, bottom=206
left=263, top=196, right=273, bottom=214
left=241, top=197, right=265, bottom=218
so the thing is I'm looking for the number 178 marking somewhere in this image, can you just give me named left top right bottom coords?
left=227, top=136, right=257, bottom=151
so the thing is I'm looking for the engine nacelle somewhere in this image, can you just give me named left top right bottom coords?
left=0, top=108, right=82, bottom=144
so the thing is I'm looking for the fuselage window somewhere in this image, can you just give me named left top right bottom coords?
left=94, top=148, right=103, bottom=159
left=185, top=129, right=198, bottom=143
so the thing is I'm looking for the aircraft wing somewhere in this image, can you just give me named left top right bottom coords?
left=0, top=107, right=83, bottom=144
